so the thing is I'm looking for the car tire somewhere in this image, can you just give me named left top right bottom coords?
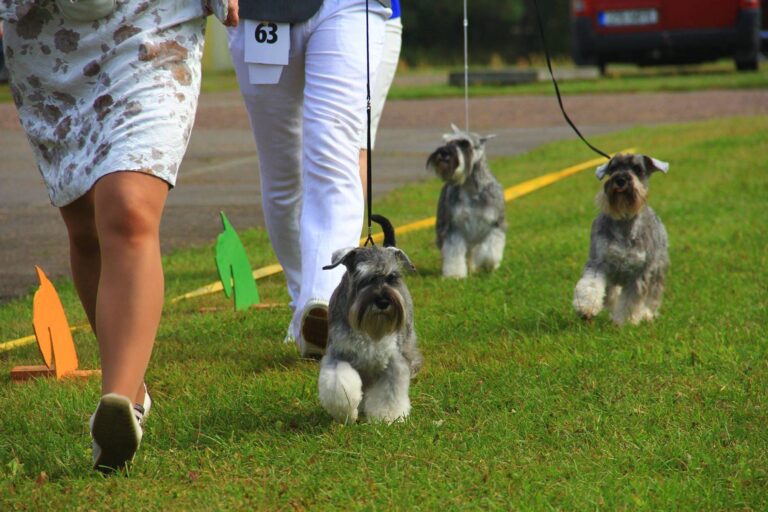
left=735, top=56, right=758, bottom=72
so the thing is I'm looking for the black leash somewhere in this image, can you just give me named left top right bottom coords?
left=363, top=0, right=375, bottom=246
left=531, top=0, right=611, bottom=160
left=462, top=0, right=470, bottom=132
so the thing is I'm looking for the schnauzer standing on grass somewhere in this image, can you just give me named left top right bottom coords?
left=573, top=153, right=670, bottom=325
left=427, top=124, right=507, bottom=279
left=318, top=215, right=421, bottom=424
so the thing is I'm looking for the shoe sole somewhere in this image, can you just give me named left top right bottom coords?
left=301, top=306, right=328, bottom=357
left=92, top=395, right=140, bottom=473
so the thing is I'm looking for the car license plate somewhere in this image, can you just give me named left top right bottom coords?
left=598, top=9, right=658, bottom=27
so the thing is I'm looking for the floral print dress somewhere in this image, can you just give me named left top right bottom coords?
left=1, top=0, right=226, bottom=207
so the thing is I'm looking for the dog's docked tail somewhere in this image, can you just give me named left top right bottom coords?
left=371, top=214, right=396, bottom=247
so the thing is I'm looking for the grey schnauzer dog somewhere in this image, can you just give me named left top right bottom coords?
left=573, top=153, right=670, bottom=325
left=427, top=124, right=507, bottom=278
left=318, top=215, right=422, bottom=424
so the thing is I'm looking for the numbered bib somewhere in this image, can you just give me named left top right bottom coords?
left=244, top=20, right=290, bottom=84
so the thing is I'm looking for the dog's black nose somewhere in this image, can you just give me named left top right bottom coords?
left=614, top=175, right=627, bottom=188
left=374, top=297, right=390, bottom=309
left=436, top=147, right=450, bottom=159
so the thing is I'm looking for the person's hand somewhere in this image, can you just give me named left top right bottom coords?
left=225, top=0, right=239, bottom=27
left=204, top=1, right=238, bottom=27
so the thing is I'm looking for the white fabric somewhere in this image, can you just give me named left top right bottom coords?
left=359, top=16, right=402, bottom=150
left=2, top=1, right=212, bottom=206
left=228, top=0, right=389, bottom=335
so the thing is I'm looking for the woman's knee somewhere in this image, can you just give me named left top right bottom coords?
left=98, top=197, right=161, bottom=248
left=60, top=193, right=100, bottom=254
left=94, top=173, right=167, bottom=248
left=69, top=225, right=100, bottom=254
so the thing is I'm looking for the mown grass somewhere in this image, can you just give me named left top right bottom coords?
left=1, top=116, right=767, bottom=510
left=388, top=65, right=768, bottom=100
left=1, top=60, right=765, bottom=104
left=197, top=60, right=768, bottom=100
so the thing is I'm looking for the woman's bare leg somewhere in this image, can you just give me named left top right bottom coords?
left=59, top=190, right=100, bottom=334
left=92, top=172, right=168, bottom=401
left=359, top=149, right=368, bottom=201
left=59, top=180, right=156, bottom=404
left=59, top=173, right=163, bottom=404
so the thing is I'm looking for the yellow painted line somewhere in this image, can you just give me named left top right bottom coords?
left=169, top=148, right=633, bottom=303
left=391, top=217, right=437, bottom=236
left=0, top=324, right=89, bottom=353
left=170, top=263, right=284, bottom=304
left=0, top=334, right=37, bottom=353
left=504, top=153, right=629, bottom=201
left=1, top=149, right=633, bottom=349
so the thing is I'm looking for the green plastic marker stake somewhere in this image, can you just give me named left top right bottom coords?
left=215, top=212, right=260, bottom=311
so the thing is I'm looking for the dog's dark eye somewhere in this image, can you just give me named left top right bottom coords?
left=456, top=140, right=471, bottom=150
left=386, top=273, right=400, bottom=284
left=359, top=277, right=376, bottom=289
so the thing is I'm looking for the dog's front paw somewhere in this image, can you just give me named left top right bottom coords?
left=573, top=272, right=607, bottom=319
left=468, top=229, right=505, bottom=274
left=442, top=241, right=468, bottom=278
left=362, top=389, right=411, bottom=424
left=618, top=305, right=654, bottom=326
left=318, top=359, right=362, bottom=424
left=442, top=259, right=468, bottom=279
left=365, top=401, right=411, bottom=424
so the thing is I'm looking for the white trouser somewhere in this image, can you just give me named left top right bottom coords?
left=228, top=0, right=389, bottom=335
left=359, top=16, right=402, bottom=150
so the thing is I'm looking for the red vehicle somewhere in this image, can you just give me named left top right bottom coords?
left=571, top=0, right=762, bottom=72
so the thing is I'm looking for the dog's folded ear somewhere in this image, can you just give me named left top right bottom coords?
left=386, top=247, right=416, bottom=273
left=479, top=134, right=496, bottom=146
left=443, top=122, right=463, bottom=141
left=642, top=155, right=670, bottom=175
left=595, top=160, right=611, bottom=180
left=323, top=247, right=361, bottom=271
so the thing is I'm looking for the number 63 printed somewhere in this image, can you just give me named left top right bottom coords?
left=244, top=20, right=289, bottom=65
left=254, top=22, right=278, bottom=44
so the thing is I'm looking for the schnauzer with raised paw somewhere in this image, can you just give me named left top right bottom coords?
left=318, top=215, right=422, bottom=424
left=427, top=124, right=507, bottom=279
left=573, top=153, right=670, bottom=326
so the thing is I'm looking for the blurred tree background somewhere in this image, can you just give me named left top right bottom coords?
left=400, top=0, right=571, bottom=66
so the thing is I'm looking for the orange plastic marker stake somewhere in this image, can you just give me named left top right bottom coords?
left=10, top=267, right=99, bottom=382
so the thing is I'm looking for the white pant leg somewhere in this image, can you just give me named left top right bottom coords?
left=228, top=23, right=307, bottom=307
left=229, top=1, right=388, bottom=330
left=359, top=16, right=402, bottom=150
left=295, top=0, right=388, bottom=333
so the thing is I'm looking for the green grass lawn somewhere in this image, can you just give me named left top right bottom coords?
left=386, top=61, right=768, bottom=100
left=1, top=117, right=767, bottom=509
left=196, top=61, right=768, bottom=100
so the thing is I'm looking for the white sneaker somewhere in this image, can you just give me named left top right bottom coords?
left=134, top=384, right=152, bottom=427
left=90, top=393, right=143, bottom=472
left=283, top=323, right=296, bottom=345
left=297, top=299, right=329, bottom=359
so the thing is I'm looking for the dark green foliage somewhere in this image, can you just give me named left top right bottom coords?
left=401, top=0, right=571, bottom=65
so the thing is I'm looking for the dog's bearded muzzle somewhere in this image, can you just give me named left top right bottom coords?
left=348, top=285, right=406, bottom=340
left=600, top=172, right=647, bottom=220
left=427, top=146, right=464, bottom=184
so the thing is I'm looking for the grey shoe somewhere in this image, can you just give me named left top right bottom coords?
left=90, top=389, right=150, bottom=473
left=297, top=299, right=329, bottom=359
